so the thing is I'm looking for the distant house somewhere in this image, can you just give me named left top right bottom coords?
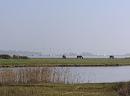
left=77, top=55, right=83, bottom=59
left=0, top=54, right=11, bottom=59
left=109, top=55, right=114, bottom=59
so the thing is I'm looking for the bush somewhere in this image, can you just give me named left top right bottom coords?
left=113, top=82, right=130, bottom=96
left=13, top=55, right=29, bottom=59
left=0, top=54, right=11, bottom=59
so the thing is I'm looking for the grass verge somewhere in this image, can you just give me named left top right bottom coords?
left=0, top=58, right=130, bottom=67
left=0, top=83, right=118, bottom=96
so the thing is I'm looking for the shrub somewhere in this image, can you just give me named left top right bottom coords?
left=0, top=54, right=11, bottom=59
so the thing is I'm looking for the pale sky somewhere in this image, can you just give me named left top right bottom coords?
left=0, top=0, right=130, bottom=54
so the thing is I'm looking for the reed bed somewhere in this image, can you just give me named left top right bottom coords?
left=0, top=67, right=77, bottom=85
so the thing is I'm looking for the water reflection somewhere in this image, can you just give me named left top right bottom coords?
left=0, top=66, right=130, bottom=84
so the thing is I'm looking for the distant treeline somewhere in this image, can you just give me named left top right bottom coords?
left=0, top=54, right=29, bottom=59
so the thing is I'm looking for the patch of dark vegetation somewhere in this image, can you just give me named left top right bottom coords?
left=113, top=82, right=130, bottom=96
left=0, top=54, right=29, bottom=59
left=0, top=54, right=11, bottom=59
left=124, top=57, right=130, bottom=59
left=13, top=55, right=29, bottom=59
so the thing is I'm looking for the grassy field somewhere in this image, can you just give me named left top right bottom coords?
left=0, top=58, right=129, bottom=96
left=0, top=83, right=118, bottom=96
left=0, top=58, right=130, bottom=67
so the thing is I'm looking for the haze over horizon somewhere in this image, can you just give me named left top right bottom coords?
left=0, top=0, right=130, bottom=54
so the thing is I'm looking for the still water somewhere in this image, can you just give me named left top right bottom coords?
left=0, top=66, right=130, bottom=84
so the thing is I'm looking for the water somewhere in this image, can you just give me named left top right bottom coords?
left=0, top=66, right=130, bottom=84
left=68, top=66, right=130, bottom=83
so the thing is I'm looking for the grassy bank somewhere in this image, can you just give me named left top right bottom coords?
left=0, top=83, right=118, bottom=96
left=0, top=58, right=129, bottom=96
left=0, top=58, right=130, bottom=67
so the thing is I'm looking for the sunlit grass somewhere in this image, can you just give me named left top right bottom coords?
left=0, top=83, right=118, bottom=96
left=0, top=58, right=130, bottom=67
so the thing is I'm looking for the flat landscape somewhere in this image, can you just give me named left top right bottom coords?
left=0, top=58, right=130, bottom=67
left=0, top=58, right=129, bottom=96
left=1, top=0, right=130, bottom=95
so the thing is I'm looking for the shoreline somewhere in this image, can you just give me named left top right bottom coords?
left=0, top=64, right=130, bottom=68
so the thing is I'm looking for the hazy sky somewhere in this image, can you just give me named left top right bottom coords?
left=0, top=0, right=130, bottom=54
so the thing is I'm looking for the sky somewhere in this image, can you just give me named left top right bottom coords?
left=0, top=0, right=130, bottom=54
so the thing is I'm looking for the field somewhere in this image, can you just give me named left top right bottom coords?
left=0, top=83, right=118, bottom=96
left=0, top=58, right=129, bottom=96
left=0, top=58, right=130, bottom=67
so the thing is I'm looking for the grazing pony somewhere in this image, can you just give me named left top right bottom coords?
left=109, top=55, right=114, bottom=59
left=77, top=55, right=83, bottom=59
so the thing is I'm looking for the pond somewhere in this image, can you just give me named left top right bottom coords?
left=0, top=66, right=130, bottom=84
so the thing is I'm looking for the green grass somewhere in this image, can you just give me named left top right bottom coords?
left=0, top=83, right=118, bottom=96
left=0, top=58, right=130, bottom=67
left=0, top=58, right=129, bottom=96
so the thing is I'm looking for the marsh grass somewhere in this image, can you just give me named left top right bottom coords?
left=0, top=67, right=76, bottom=85
left=0, top=68, right=52, bottom=84
left=0, top=58, right=129, bottom=96
left=0, top=58, right=130, bottom=67
left=112, top=82, right=130, bottom=96
left=0, top=83, right=118, bottom=96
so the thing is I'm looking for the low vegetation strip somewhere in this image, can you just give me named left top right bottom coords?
left=0, top=58, right=130, bottom=67
left=0, top=83, right=118, bottom=96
